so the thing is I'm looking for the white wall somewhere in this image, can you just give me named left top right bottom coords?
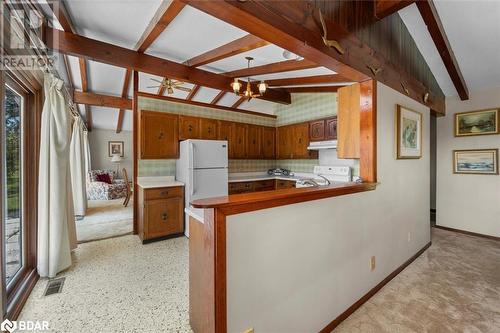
left=225, top=82, right=431, bottom=332
left=88, top=129, right=134, bottom=178
left=436, top=87, right=500, bottom=237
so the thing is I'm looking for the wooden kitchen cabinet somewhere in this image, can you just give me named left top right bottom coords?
left=138, top=186, right=184, bottom=243
left=246, top=125, right=262, bottom=159
left=309, top=120, right=326, bottom=141
left=293, top=123, right=311, bottom=159
left=325, top=117, right=338, bottom=140
left=337, top=83, right=360, bottom=158
left=179, top=115, right=200, bottom=140
left=229, top=179, right=276, bottom=194
left=275, top=179, right=296, bottom=189
left=200, top=118, right=218, bottom=140
left=218, top=120, right=234, bottom=158
left=276, top=125, right=292, bottom=159
left=277, top=123, right=316, bottom=159
left=139, top=111, right=179, bottom=159
left=232, top=122, right=247, bottom=159
left=262, top=126, right=276, bottom=159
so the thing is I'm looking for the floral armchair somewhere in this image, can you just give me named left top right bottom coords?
left=87, top=169, right=127, bottom=200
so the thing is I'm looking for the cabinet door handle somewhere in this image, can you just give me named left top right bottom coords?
left=208, top=127, right=212, bottom=134
left=188, top=125, right=193, bottom=132
left=160, top=191, right=168, bottom=196
left=158, top=132, right=164, bottom=139
left=298, top=138, right=302, bottom=143
left=162, top=213, right=168, bottom=221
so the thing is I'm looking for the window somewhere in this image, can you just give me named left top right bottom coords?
left=3, top=81, right=24, bottom=287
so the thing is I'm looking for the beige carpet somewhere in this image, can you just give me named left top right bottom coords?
left=18, top=235, right=191, bottom=333
left=76, top=198, right=133, bottom=242
left=334, top=228, right=500, bottom=332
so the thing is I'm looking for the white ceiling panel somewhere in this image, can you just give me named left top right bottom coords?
left=217, top=93, right=241, bottom=107
left=66, top=55, right=82, bottom=90
left=91, top=106, right=132, bottom=131
left=139, top=72, right=194, bottom=99
left=65, top=0, right=162, bottom=49
left=146, top=6, right=247, bottom=63
left=250, top=67, right=336, bottom=81
left=239, top=99, right=275, bottom=115
left=192, top=87, right=220, bottom=104
left=275, top=82, right=354, bottom=88
left=88, top=60, right=126, bottom=96
left=203, top=44, right=288, bottom=73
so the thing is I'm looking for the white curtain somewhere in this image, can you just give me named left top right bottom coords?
left=83, top=130, right=91, bottom=177
left=70, top=115, right=87, bottom=216
left=37, top=74, right=78, bottom=278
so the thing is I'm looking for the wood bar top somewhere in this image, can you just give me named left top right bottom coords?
left=191, top=182, right=377, bottom=215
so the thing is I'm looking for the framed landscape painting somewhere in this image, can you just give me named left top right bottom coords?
left=455, top=109, right=498, bottom=137
left=396, top=105, right=422, bottom=159
left=453, top=149, right=498, bottom=175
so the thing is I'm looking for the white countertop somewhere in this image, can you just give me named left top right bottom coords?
left=228, top=172, right=315, bottom=183
left=136, top=176, right=185, bottom=189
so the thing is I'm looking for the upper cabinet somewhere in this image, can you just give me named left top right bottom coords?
left=179, top=115, right=200, bottom=140
left=325, top=117, right=338, bottom=140
left=218, top=120, right=233, bottom=157
left=262, top=126, right=276, bottom=159
left=200, top=118, right=218, bottom=140
left=308, top=117, right=337, bottom=142
left=232, top=122, right=247, bottom=159
left=246, top=125, right=262, bottom=159
left=337, top=83, right=360, bottom=159
left=139, top=111, right=179, bottom=159
left=277, top=123, right=317, bottom=160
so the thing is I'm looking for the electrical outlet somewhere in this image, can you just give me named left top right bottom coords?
left=243, top=329, right=254, bottom=333
left=370, top=256, right=376, bottom=271
left=407, top=232, right=411, bottom=242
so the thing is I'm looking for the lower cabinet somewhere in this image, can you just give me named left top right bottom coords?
left=229, top=179, right=296, bottom=194
left=138, top=186, right=184, bottom=243
left=275, top=179, right=296, bottom=190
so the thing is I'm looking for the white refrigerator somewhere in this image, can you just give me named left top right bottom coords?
left=176, top=139, right=228, bottom=237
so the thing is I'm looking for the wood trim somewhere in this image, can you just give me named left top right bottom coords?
left=224, top=59, right=317, bottom=78
left=133, top=71, right=139, bottom=235
left=185, top=34, right=269, bottom=67
left=211, top=91, right=226, bottom=105
left=359, top=80, right=377, bottom=182
left=74, top=91, right=132, bottom=109
left=44, top=27, right=290, bottom=105
left=186, top=84, right=200, bottom=101
left=231, top=96, right=246, bottom=109
left=319, top=241, right=432, bottom=333
left=374, top=1, right=416, bottom=19
left=137, top=91, right=277, bottom=119
left=6, top=269, right=38, bottom=320
left=134, top=0, right=186, bottom=53
left=416, top=0, right=468, bottom=100
left=191, top=182, right=377, bottom=214
left=285, top=86, right=344, bottom=93
left=266, top=74, right=351, bottom=87
left=433, top=225, right=500, bottom=241
left=116, top=69, right=132, bottom=133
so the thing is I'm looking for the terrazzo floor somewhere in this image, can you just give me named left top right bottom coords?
left=17, top=228, right=499, bottom=332
left=18, top=235, right=192, bottom=333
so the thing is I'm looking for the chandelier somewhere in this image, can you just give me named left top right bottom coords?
left=230, top=57, right=267, bottom=101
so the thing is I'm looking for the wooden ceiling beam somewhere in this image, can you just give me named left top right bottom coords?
left=186, top=84, right=201, bottom=101
left=116, top=69, right=132, bottom=133
left=416, top=0, right=469, bottom=100
left=285, top=86, right=345, bottom=93
left=225, top=59, right=317, bottom=78
left=134, top=0, right=186, bottom=53
left=74, top=91, right=133, bottom=109
left=211, top=90, right=226, bottom=105
left=185, top=34, right=270, bottom=67
left=266, top=74, right=351, bottom=87
left=231, top=96, right=246, bottom=109
left=138, top=91, right=276, bottom=119
left=45, top=27, right=291, bottom=105
left=180, top=0, right=445, bottom=114
left=78, top=58, right=92, bottom=131
left=374, top=1, right=416, bottom=19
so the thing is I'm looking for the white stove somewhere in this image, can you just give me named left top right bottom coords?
left=295, top=165, right=352, bottom=188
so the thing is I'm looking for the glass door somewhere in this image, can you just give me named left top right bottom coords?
left=2, top=78, right=25, bottom=291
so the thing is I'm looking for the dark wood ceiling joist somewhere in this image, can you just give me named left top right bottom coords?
left=266, top=74, right=351, bottom=87
left=180, top=0, right=445, bottom=114
left=186, top=84, right=201, bottom=100
left=74, top=91, right=133, bottom=109
left=416, top=0, right=469, bottom=100
left=116, top=69, right=132, bottom=133
left=224, top=59, right=317, bottom=78
left=231, top=96, right=246, bottom=108
left=134, top=0, right=186, bottom=53
left=211, top=90, right=226, bottom=105
left=78, top=58, right=92, bottom=131
left=185, top=34, right=270, bottom=67
left=44, top=27, right=291, bottom=105
left=374, top=1, right=416, bottom=19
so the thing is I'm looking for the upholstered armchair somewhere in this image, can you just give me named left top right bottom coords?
left=87, top=169, right=127, bottom=200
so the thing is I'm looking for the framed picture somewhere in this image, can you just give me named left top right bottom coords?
left=455, top=109, right=498, bottom=137
left=396, top=105, right=422, bottom=159
left=108, top=141, right=124, bottom=157
left=453, top=149, right=498, bottom=175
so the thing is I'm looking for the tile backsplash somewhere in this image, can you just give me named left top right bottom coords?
left=229, top=160, right=276, bottom=173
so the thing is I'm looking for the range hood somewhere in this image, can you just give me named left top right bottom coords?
left=307, top=140, right=337, bottom=150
